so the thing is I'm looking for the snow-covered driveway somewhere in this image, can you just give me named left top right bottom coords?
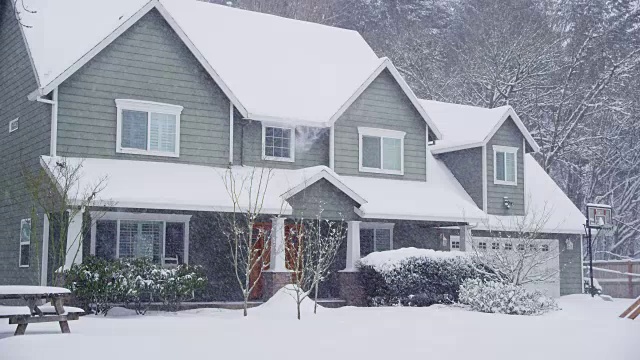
left=1, top=294, right=638, bottom=360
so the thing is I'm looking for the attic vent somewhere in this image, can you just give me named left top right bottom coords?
left=9, top=118, right=19, bottom=133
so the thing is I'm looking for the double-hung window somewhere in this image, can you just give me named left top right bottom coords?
left=358, top=127, right=405, bottom=175
left=116, top=99, right=183, bottom=157
left=493, top=145, right=518, bottom=185
left=19, top=219, right=31, bottom=267
left=262, top=124, right=295, bottom=162
left=360, top=223, right=394, bottom=256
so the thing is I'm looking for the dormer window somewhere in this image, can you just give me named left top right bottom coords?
left=262, top=124, right=295, bottom=162
left=116, top=99, right=183, bottom=158
left=493, top=145, right=518, bottom=185
left=358, top=127, right=405, bottom=175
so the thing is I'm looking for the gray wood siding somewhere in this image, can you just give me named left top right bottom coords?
left=333, top=70, right=427, bottom=181
left=287, top=179, right=359, bottom=220
left=559, top=234, right=583, bottom=295
left=56, top=9, right=231, bottom=166
left=0, top=0, right=51, bottom=285
left=233, top=117, right=329, bottom=169
left=437, top=148, right=483, bottom=209
left=486, top=118, right=525, bottom=215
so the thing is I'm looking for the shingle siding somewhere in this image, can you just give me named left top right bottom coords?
left=486, top=117, right=525, bottom=215
left=437, top=148, right=484, bottom=209
left=333, top=70, right=427, bottom=181
left=0, top=0, right=51, bottom=285
left=56, top=9, right=231, bottom=167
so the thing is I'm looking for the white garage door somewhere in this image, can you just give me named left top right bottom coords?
left=452, top=236, right=561, bottom=298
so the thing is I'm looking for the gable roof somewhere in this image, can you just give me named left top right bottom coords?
left=329, top=58, right=442, bottom=139
left=19, top=0, right=438, bottom=131
left=419, top=100, right=539, bottom=154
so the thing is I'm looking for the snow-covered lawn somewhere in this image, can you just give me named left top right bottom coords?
left=1, top=292, right=638, bottom=360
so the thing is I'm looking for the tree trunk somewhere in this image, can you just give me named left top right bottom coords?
left=314, top=282, right=319, bottom=314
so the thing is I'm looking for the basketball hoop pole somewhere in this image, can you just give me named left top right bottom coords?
left=586, top=220, right=595, bottom=297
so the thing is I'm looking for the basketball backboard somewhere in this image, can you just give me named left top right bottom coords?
left=586, top=203, right=612, bottom=229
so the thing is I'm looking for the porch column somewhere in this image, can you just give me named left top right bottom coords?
left=459, top=225, right=473, bottom=252
left=270, top=217, right=287, bottom=272
left=344, top=221, right=361, bottom=271
left=65, top=209, right=84, bottom=269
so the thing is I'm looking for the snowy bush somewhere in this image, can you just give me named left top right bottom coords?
left=459, top=279, right=558, bottom=315
left=358, top=248, right=490, bottom=307
left=65, top=256, right=207, bottom=314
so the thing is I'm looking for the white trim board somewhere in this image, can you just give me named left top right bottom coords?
left=358, top=126, right=405, bottom=176
left=281, top=169, right=367, bottom=206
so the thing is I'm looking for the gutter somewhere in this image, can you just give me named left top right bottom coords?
left=34, top=87, right=59, bottom=157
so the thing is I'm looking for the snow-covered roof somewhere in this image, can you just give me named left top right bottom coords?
left=40, top=155, right=482, bottom=223
left=18, top=0, right=439, bottom=130
left=477, top=154, right=585, bottom=234
left=419, top=100, right=539, bottom=153
left=343, top=152, right=487, bottom=222
left=40, top=156, right=363, bottom=215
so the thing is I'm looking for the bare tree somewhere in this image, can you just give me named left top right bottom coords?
left=219, top=167, right=282, bottom=316
left=472, top=205, right=560, bottom=286
left=285, top=212, right=345, bottom=320
left=24, top=157, right=109, bottom=285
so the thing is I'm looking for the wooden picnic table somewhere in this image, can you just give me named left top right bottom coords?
left=0, top=285, right=83, bottom=336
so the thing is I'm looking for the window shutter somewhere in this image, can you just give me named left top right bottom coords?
left=505, top=152, right=516, bottom=182
left=149, top=113, right=176, bottom=152
left=496, top=151, right=506, bottom=181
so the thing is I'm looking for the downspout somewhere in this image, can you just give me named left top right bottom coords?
left=36, top=87, right=58, bottom=157
left=229, top=102, right=234, bottom=165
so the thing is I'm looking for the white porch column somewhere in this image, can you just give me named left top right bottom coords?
left=270, top=217, right=288, bottom=271
left=344, top=221, right=361, bottom=271
left=459, top=225, right=473, bottom=252
left=65, top=209, right=84, bottom=269
left=40, top=215, right=50, bottom=286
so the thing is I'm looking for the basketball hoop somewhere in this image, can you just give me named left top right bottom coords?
left=598, top=224, right=615, bottom=237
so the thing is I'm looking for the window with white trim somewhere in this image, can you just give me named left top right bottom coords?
left=504, top=242, right=513, bottom=251
left=450, top=239, right=461, bottom=251
left=360, top=223, right=394, bottom=256
left=478, top=241, right=487, bottom=250
left=358, top=127, right=405, bottom=175
left=92, top=213, right=190, bottom=266
left=19, top=219, right=31, bottom=267
left=262, top=124, right=295, bottom=162
left=493, top=145, right=518, bottom=185
left=491, top=242, right=500, bottom=250
left=116, top=99, right=183, bottom=157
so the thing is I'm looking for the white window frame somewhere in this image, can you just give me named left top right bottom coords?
left=115, top=99, right=183, bottom=158
left=261, top=123, right=296, bottom=162
left=9, top=118, right=19, bottom=133
left=450, top=238, right=461, bottom=251
left=358, top=127, right=405, bottom=175
left=19, top=218, right=31, bottom=268
left=90, top=212, right=191, bottom=265
left=493, top=145, right=518, bottom=185
left=360, top=222, right=394, bottom=251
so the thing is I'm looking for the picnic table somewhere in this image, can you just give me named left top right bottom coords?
left=0, top=286, right=83, bottom=335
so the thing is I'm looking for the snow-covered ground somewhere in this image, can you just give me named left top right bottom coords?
left=1, top=290, right=638, bottom=360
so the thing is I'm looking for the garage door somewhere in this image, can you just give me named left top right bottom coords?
left=452, top=236, right=560, bottom=298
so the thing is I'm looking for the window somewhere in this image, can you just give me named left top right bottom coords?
left=358, top=127, right=405, bottom=175
left=92, top=212, right=191, bottom=266
left=504, top=243, right=513, bottom=251
left=19, top=219, right=31, bottom=267
left=517, top=244, right=525, bottom=251
left=9, top=118, right=19, bottom=133
left=493, top=145, right=518, bottom=185
left=450, top=239, right=461, bottom=251
left=360, top=223, right=394, bottom=256
left=491, top=242, right=500, bottom=250
left=116, top=99, right=183, bottom=157
left=541, top=244, right=549, bottom=252
left=262, top=124, right=295, bottom=162
left=529, top=244, right=538, bottom=251
left=478, top=242, right=487, bottom=250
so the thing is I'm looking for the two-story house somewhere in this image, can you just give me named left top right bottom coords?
left=0, top=0, right=585, bottom=303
